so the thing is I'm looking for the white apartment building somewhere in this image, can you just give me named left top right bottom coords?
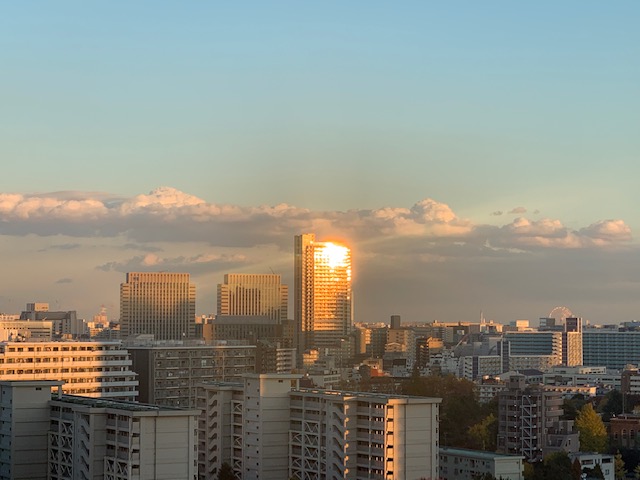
left=289, top=388, right=440, bottom=480
left=198, top=374, right=441, bottom=480
left=49, top=394, right=199, bottom=480
left=197, top=374, right=301, bottom=480
left=0, top=380, right=199, bottom=480
left=0, top=341, right=138, bottom=400
left=0, top=380, right=60, bottom=480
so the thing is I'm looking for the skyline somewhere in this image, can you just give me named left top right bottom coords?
left=0, top=186, right=637, bottom=325
left=1, top=3, right=639, bottom=325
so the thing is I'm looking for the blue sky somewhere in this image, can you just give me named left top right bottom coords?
left=0, top=3, right=639, bottom=323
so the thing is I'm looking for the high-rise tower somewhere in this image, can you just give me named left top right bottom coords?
left=294, top=233, right=352, bottom=354
left=217, top=273, right=288, bottom=322
left=120, top=272, right=196, bottom=340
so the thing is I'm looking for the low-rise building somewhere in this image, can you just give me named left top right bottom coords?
left=568, top=452, right=614, bottom=480
left=439, top=447, right=524, bottom=480
left=609, top=414, right=640, bottom=449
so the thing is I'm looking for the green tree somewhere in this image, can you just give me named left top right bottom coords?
left=599, top=389, right=624, bottom=421
left=217, top=462, right=236, bottom=480
left=543, top=451, right=572, bottom=480
left=575, top=403, right=608, bottom=453
left=401, top=374, right=495, bottom=448
left=634, top=463, right=640, bottom=479
left=468, top=413, right=498, bottom=451
left=615, top=451, right=627, bottom=480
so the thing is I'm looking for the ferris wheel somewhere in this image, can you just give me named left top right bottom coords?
left=547, top=306, right=574, bottom=323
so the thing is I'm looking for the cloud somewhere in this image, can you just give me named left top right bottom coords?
left=49, top=243, right=81, bottom=250
left=491, top=211, right=503, bottom=216
left=97, top=252, right=248, bottom=274
left=579, top=220, right=632, bottom=243
left=493, top=217, right=632, bottom=249
left=55, top=278, right=73, bottom=284
left=0, top=187, right=632, bottom=257
left=508, top=207, right=527, bottom=214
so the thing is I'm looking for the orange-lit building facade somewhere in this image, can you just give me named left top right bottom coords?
left=294, top=233, right=353, bottom=355
left=120, top=272, right=196, bottom=340
left=217, top=273, right=288, bottom=322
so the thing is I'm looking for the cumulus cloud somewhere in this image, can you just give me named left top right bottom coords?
left=0, top=187, right=632, bottom=257
left=491, top=211, right=503, bottom=216
left=509, top=207, right=527, bottom=214
left=494, top=217, right=632, bottom=249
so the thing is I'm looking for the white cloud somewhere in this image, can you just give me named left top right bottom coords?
left=0, top=187, right=632, bottom=255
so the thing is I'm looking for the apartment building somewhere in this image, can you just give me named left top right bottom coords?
left=290, top=388, right=440, bottom=480
left=583, top=329, right=640, bottom=370
left=197, top=374, right=301, bottom=480
left=0, top=380, right=199, bottom=480
left=197, top=374, right=441, bottom=480
left=497, top=374, right=578, bottom=461
left=0, top=341, right=138, bottom=400
left=129, top=342, right=256, bottom=407
left=49, top=395, right=199, bottom=480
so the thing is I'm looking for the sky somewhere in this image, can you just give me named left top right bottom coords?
left=0, top=2, right=639, bottom=325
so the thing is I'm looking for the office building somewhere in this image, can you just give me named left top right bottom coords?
left=128, top=342, right=256, bottom=407
left=202, top=315, right=283, bottom=343
left=439, top=447, right=524, bottom=480
left=295, top=233, right=352, bottom=354
left=120, top=272, right=196, bottom=340
left=0, top=380, right=199, bottom=480
left=217, top=273, right=288, bottom=321
left=0, top=341, right=138, bottom=400
left=198, top=374, right=441, bottom=480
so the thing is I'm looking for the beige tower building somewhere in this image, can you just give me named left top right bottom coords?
left=295, top=234, right=352, bottom=354
left=217, top=273, right=288, bottom=322
left=120, top=272, right=196, bottom=340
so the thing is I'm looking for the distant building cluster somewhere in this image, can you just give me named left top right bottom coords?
left=2, top=232, right=640, bottom=478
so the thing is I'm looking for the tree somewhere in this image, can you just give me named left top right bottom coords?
left=217, top=462, right=236, bottom=480
left=575, top=403, right=608, bottom=453
left=543, top=451, right=572, bottom=480
left=615, top=451, right=627, bottom=480
left=468, top=413, right=497, bottom=451
left=563, top=394, right=588, bottom=421
left=571, top=458, right=582, bottom=480
left=584, top=463, right=605, bottom=479
left=401, top=374, right=495, bottom=448
left=599, top=389, right=624, bottom=421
